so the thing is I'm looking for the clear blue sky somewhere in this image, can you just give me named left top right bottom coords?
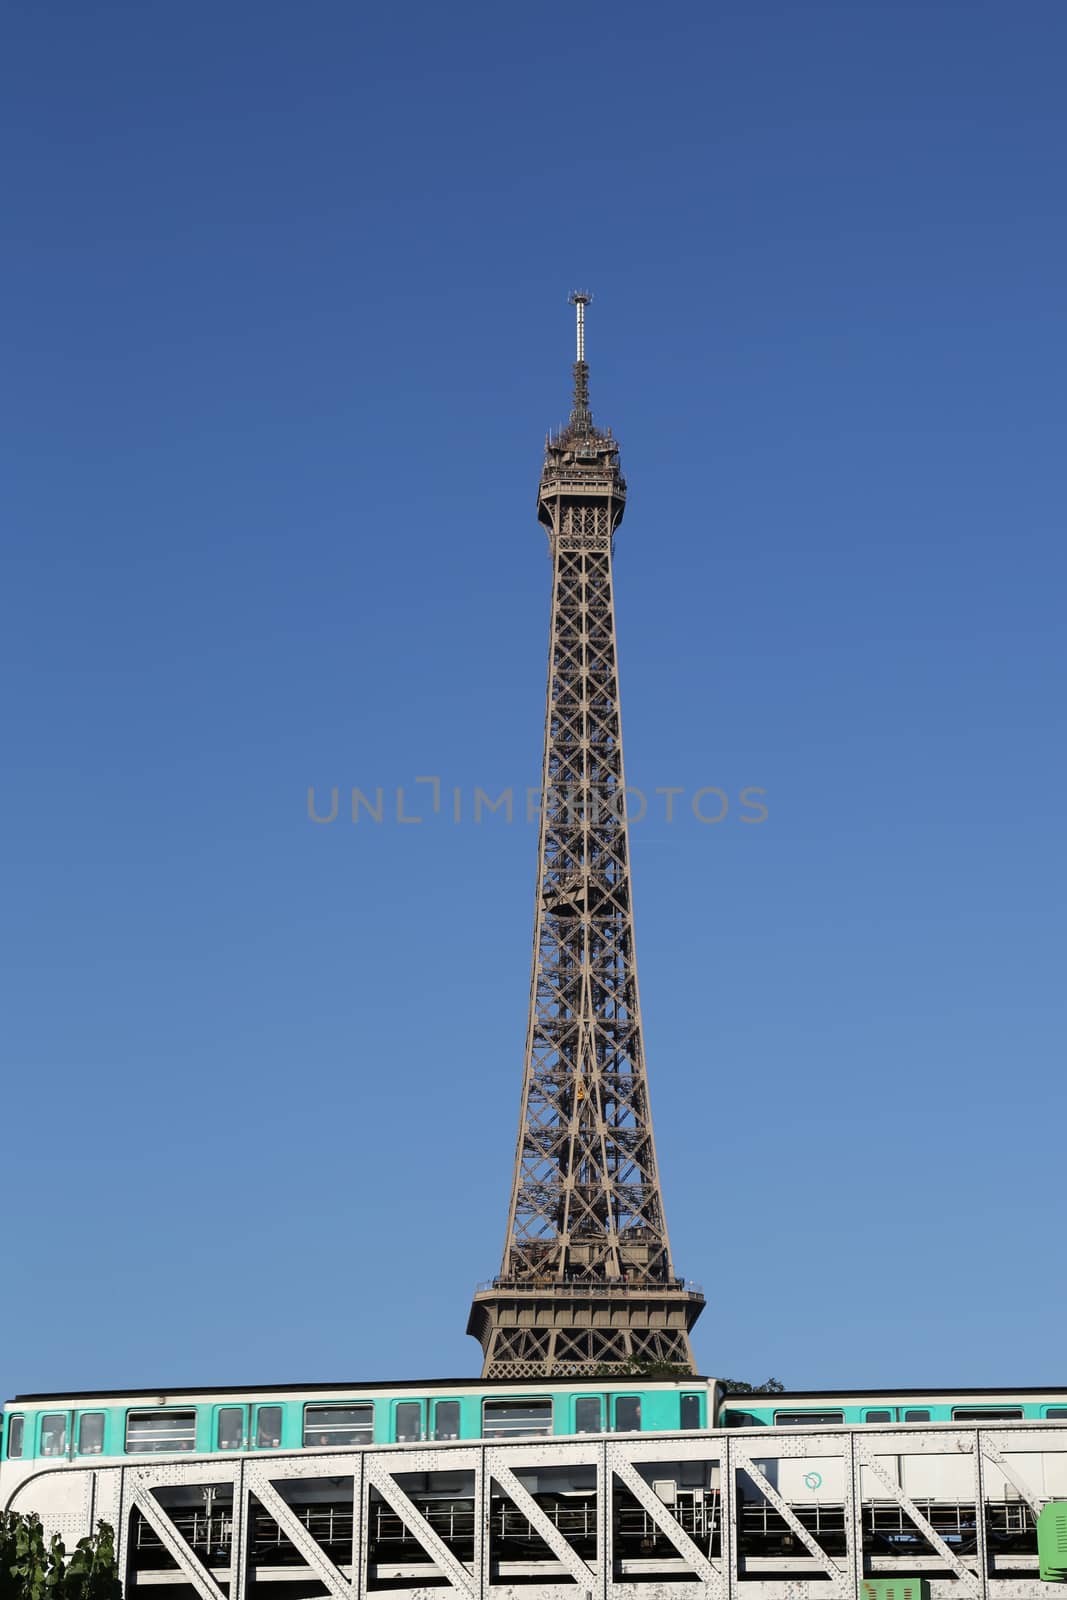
left=2, top=0, right=1064, bottom=1398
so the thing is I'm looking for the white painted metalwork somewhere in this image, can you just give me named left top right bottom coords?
left=732, top=1442, right=851, bottom=1596
left=7, top=1422, right=1067, bottom=1599
left=607, top=1445, right=725, bottom=1596
left=248, top=1463, right=352, bottom=1599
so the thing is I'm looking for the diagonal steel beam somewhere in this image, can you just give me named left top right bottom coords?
left=247, top=1468, right=352, bottom=1598
left=731, top=1448, right=850, bottom=1597
left=608, top=1448, right=724, bottom=1595
left=855, top=1443, right=982, bottom=1597
left=364, top=1458, right=475, bottom=1597
left=488, top=1454, right=597, bottom=1588
left=132, top=1486, right=228, bottom=1600
left=981, top=1436, right=1045, bottom=1517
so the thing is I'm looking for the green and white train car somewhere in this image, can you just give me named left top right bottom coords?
left=1, top=1374, right=711, bottom=1494
left=719, top=1387, right=1067, bottom=1432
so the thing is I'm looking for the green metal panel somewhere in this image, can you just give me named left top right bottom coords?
left=284, top=1400, right=301, bottom=1448
left=457, top=1394, right=481, bottom=1440
left=638, top=1389, right=681, bottom=1433
left=860, top=1581, right=930, bottom=1600
left=1038, top=1501, right=1067, bottom=1581
left=194, top=1405, right=213, bottom=1454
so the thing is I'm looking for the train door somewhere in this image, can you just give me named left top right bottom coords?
left=612, top=1395, right=643, bottom=1434
left=73, top=1410, right=107, bottom=1457
left=392, top=1400, right=424, bottom=1443
left=574, top=1394, right=606, bottom=1436
left=210, top=1403, right=285, bottom=1452
left=39, top=1410, right=72, bottom=1461
left=430, top=1399, right=461, bottom=1441
left=252, top=1403, right=284, bottom=1449
left=213, top=1404, right=248, bottom=1453
left=680, top=1393, right=704, bottom=1430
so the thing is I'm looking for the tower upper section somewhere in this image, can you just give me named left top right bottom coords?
left=537, top=294, right=627, bottom=554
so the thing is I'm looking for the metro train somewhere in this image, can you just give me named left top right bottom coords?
left=1, top=1376, right=708, bottom=1492
left=4, top=1374, right=1067, bottom=1487
left=6, top=1376, right=1067, bottom=1585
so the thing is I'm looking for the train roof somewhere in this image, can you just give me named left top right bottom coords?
left=720, top=1385, right=1067, bottom=1399
left=9, top=1377, right=1066, bottom=1406
left=9, top=1374, right=713, bottom=1404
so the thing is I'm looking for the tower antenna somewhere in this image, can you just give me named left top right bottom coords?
left=567, top=290, right=593, bottom=433
left=569, top=289, right=592, bottom=360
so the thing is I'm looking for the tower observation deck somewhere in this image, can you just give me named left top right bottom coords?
left=467, top=295, right=704, bottom=1378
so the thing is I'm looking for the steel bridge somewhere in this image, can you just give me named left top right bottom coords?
left=11, top=1421, right=1067, bottom=1599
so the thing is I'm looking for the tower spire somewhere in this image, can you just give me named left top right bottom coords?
left=568, top=290, right=593, bottom=434
left=467, top=301, right=704, bottom=1377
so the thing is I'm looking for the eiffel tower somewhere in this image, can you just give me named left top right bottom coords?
left=467, top=295, right=704, bottom=1378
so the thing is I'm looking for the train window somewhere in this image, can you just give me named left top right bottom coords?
left=680, top=1394, right=701, bottom=1430
left=773, top=1411, right=844, bottom=1427
left=952, top=1408, right=1023, bottom=1422
left=482, top=1400, right=552, bottom=1439
left=433, top=1401, right=460, bottom=1441
left=575, top=1397, right=602, bottom=1434
left=303, top=1404, right=373, bottom=1447
left=77, top=1414, right=105, bottom=1455
left=217, top=1409, right=244, bottom=1450
left=1047, top=1408, right=1067, bottom=1419
left=614, top=1397, right=642, bottom=1432
left=7, top=1416, right=24, bottom=1459
left=904, top=1409, right=931, bottom=1422
left=41, top=1414, right=68, bottom=1457
left=256, top=1406, right=283, bottom=1447
left=126, top=1411, right=197, bottom=1454
left=395, top=1402, right=422, bottom=1442
left=865, top=1410, right=892, bottom=1424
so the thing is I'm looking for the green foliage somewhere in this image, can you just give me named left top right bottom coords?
left=718, top=1377, right=786, bottom=1394
left=0, top=1515, right=121, bottom=1600
left=589, top=1359, right=693, bottom=1379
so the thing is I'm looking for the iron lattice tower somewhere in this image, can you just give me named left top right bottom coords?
left=468, top=296, right=704, bottom=1378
